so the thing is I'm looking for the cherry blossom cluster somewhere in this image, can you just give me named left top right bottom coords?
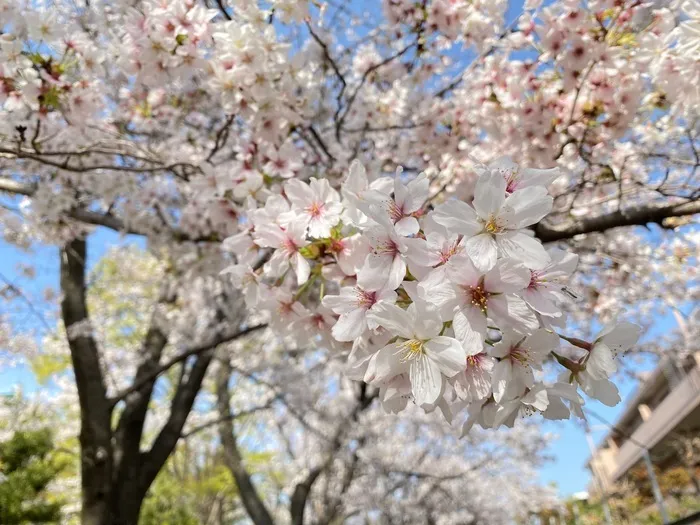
left=116, top=0, right=218, bottom=88
left=382, top=0, right=507, bottom=47
left=0, top=1, right=103, bottom=133
left=222, top=157, right=642, bottom=431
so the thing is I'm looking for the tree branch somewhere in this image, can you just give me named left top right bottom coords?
left=181, top=398, right=278, bottom=439
left=536, top=200, right=700, bottom=242
left=109, top=323, right=267, bottom=405
left=216, top=359, right=276, bottom=525
left=60, top=238, right=113, bottom=522
left=0, top=176, right=220, bottom=242
left=290, top=384, right=377, bottom=525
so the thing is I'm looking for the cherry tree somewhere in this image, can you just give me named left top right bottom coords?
left=0, top=0, right=698, bottom=524
left=2, top=246, right=558, bottom=525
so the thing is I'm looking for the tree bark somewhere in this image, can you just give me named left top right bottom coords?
left=60, top=240, right=114, bottom=525
left=535, top=200, right=700, bottom=242
left=216, top=359, right=276, bottom=525
left=60, top=239, right=249, bottom=525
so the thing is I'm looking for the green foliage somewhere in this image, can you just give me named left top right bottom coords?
left=30, top=349, right=71, bottom=385
left=0, top=429, right=66, bottom=524
left=140, top=445, right=245, bottom=525
left=140, top=471, right=199, bottom=525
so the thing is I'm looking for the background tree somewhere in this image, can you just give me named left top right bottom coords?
left=0, top=428, right=67, bottom=525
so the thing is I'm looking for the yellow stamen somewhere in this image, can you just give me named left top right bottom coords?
left=399, top=339, right=425, bottom=362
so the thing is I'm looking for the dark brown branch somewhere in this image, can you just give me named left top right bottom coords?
left=305, top=21, right=347, bottom=93
left=216, top=359, right=276, bottom=525
left=207, top=114, right=236, bottom=163
left=0, top=147, right=197, bottom=179
left=140, top=342, right=217, bottom=490
left=60, top=238, right=114, bottom=523
left=0, top=176, right=220, bottom=242
left=181, top=398, right=278, bottom=439
left=536, top=200, right=700, bottom=242
left=109, top=323, right=267, bottom=405
left=290, top=384, right=377, bottom=525
left=214, top=0, right=232, bottom=20
left=335, top=42, right=416, bottom=142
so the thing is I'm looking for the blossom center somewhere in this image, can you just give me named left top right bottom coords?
left=306, top=201, right=324, bottom=218
left=355, top=288, right=377, bottom=309
left=505, top=171, right=520, bottom=193
left=399, top=339, right=425, bottom=362
left=509, top=345, right=529, bottom=365
left=528, top=271, right=541, bottom=289
left=329, top=238, right=345, bottom=254
left=388, top=200, right=404, bottom=223
left=467, top=285, right=489, bottom=313
left=438, top=240, right=461, bottom=265
left=282, top=236, right=298, bottom=255
left=484, top=215, right=504, bottom=234
left=466, top=353, right=484, bottom=368
left=373, top=239, right=399, bottom=256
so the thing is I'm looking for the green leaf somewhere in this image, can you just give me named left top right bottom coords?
left=29, top=354, right=71, bottom=385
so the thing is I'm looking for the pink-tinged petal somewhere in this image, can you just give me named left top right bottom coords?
left=287, top=220, right=311, bottom=244
left=521, top=288, right=560, bottom=315
left=404, top=237, right=442, bottom=268
left=597, top=322, right=641, bottom=353
left=366, top=303, right=414, bottom=340
left=331, top=308, right=367, bottom=342
left=371, top=342, right=409, bottom=382
left=465, top=234, right=498, bottom=273
left=284, top=178, right=314, bottom=207
left=519, top=167, right=561, bottom=188
left=410, top=357, right=442, bottom=405
left=523, top=384, right=549, bottom=411
left=491, top=359, right=512, bottom=403
left=488, top=294, right=538, bottom=334
left=337, top=235, right=369, bottom=276
left=489, top=338, right=511, bottom=359
left=294, top=252, right=310, bottom=285
left=322, top=287, right=360, bottom=314
left=253, top=225, right=286, bottom=248
left=432, top=200, right=481, bottom=236
left=580, top=374, right=621, bottom=407
left=445, top=253, right=482, bottom=288
left=344, top=160, right=368, bottom=195
left=266, top=250, right=290, bottom=277
left=394, top=176, right=408, bottom=208
left=519, top=363, right=535, bottom=389
left=308, top=216, right=333, bottom=239
left=523, top=329, right=559, bottom=360
left=357, top=253, right=393, bottom=290
left=386, top=254, right=407, bottom=290
left=484, top=259, right=530, bottom=293
left=586, top=343, right=617, bottom=380
left=541, top=249, right=578, bottom=279
left=411, top=301, right=444, bottom=339
left=473, top=171, right=507, bottom=220
left=419, top=278, right=459, bottom=318
left=504, top=186, right=553, bottom=227
left=496, top=230, right=550, bottom=270
left=394, top=216, right=420, bottom=236
left=424, top=336, right=466, bottom=377
left=404, top=174, right=430, bottom=213
left=453, top=306, right=487, bottom=353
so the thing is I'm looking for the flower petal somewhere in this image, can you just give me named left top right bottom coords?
left=497, top=231, right=550, bottom=270
left=465, top=234, right=498, bottom=272
left=424, top=336, right=466, bottom=377
left=410, top=356, right=442, bottom=406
